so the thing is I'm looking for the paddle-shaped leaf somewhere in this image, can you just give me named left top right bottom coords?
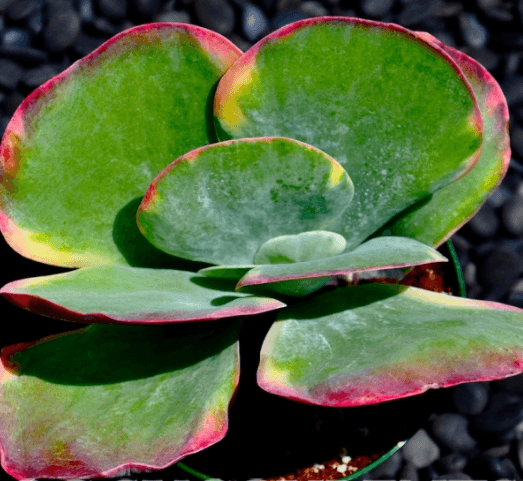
left=0, top=266, right=285, bottom=324
left=214, top=17, right=483, bottom=251
left=258, top=284, right=523, bottom=407
left=0, top=319, right=241, bottom=480
left=0, top=23, right=241, bottom=267
left=253, top=231, right=347, bottom=264
left=236, top=236, right=447, bottom=297
left=137, top=137, right=354, bottom=265
left=373, top=31, right=511, bottom=247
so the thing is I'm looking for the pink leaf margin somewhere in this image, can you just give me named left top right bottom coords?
left=0, top=22, right=242, bottom=265
left=215, top=16, right=484, bottom=180
left=0, top=327, right=240, bottom=480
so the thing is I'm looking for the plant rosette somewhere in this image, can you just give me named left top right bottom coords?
left=0, top=15, right=516, bottom=481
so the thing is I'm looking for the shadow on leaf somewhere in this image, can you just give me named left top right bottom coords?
left=6, top=317, right=242, bottom=385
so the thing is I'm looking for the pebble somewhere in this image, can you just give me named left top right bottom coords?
left=497, top=373, right=523, bottom=393
left=431, top=413, right=477, bottom=452
left=43, top=8, right=81, bottom=52
left=272, top=9, right=306, bottom=29
left=488, top=183, right=512, bottom=209
left=434, top=473, right=472, bottom=480
left=462, top=46, right=500, bottom=72
left=361, top=449, right=402, bottom=479
left=194, top=0, right=236, bottom=36
left=21, top=64, right=57, bottom=89
left=5, top=92, right=24, bottom=116
left=474, top=391, right=523, bottom=434
left=452, top=382, right=489, bottom=415
left=459, top=12, right=488, bottom=48
left=361, top=0, right=395, bottom=18
left=7, top=0, right=38, bottom=20
left=0, top=0, right=15, bottom=11
left=468, top=454, right=519, bottom=479
left=436, top=452, right=468, bottom=473
left=131, top=0, right=161, bottom=18
left=0, top=59, right=24, bottom=90
left=511, top=125, right=523, bottom=160
left=477, top=244, right=523, bottom=288
left=27, top=8, right=44, bottom=36
left=97, top=0, right=128, bottom=20
left=505, top=52, right=523, bottom=78
left=299, top=0, right=327, bottom=17
left=483, top=443, right=511, bottom=457
left=464, top=201, right=499, bottom=238
left=502, top=76, right=523, bottom=107
left=242, top=3, right=269, bottom=42
left=398, top=462, right=419, bottom=481
left=1, top=28, right=30, bottom=48
left=402, top=428, right=440, bottom=468
left=92, top=17, right=120, bottom=36
left=0, top=46, right=48, bottom=64
left=433, top=2, right=462, bottom=17
left=154, top=10, right=191, bottom=23
left=72, top=32, right=106, bottom=57
left=503, top=193, right=523, bottom=237
left=397, top=1, right=442, bottom=26
left=76, top=0, right=95, bottom=22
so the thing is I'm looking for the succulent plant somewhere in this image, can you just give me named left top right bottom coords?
left=0, top=16, right=519, bottom=480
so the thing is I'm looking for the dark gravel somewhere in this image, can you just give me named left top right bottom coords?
left=1, top=0, right=523, bottom=480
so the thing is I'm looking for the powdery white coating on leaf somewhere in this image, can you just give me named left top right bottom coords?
left=0, top=322, right=241, bottom=480
left=237, top=236, right=447, bottom=288
left=137, top=137, right=354, bottom=266
left=377, top=30, right=510, bottom=249
left=214, top=16, right=484, bottom=252
left=0, top=267, right=286, bottom=324
left=258, top=285, right=523, bottom=407
left=0, top=23, right=242, bottom=267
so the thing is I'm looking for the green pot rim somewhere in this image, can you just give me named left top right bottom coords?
left=175, top=238, right=466, bottom=481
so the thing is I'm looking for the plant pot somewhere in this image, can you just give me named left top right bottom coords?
left=171, top=239, right=466, bottom=481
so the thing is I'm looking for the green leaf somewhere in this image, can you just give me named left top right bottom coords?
left=258, top=284, right=523, bottom=407
left=214, top=17, right=483, bottom=251
left=137, top=137, right=354, bottom=265
left=0, top=320, right=241, bottom=480
left=0, top=24, right=242, bottom=267
left=199, top=265, right=255, bottom=281
left=1, top=266, right=285, bottom=324
left=237, top=236, right=447, bottom=295
left=374, top=32, right=511, bottom=247
left=253, top=231, right=346, bottom=264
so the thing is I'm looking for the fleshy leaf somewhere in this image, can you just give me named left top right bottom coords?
left=237, top=236, right=447, bottom=294
left=0, top=266, right=285, bottom=324
left=258, top=284, right=523, bottom=407
left=373, top=31, right=511, bottom=247
left=0, top=23, right=242, bottom=267
left=214, top=17, right=483, bottom=251
left=137, top=137, right=354, bottom=266
left=253, top=231, right=347, bottom=264
left=199, top=265, right=255, bottom=281
left=0, top=319, right=241, bottom=480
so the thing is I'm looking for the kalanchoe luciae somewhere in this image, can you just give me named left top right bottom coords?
left=0, top=16, right=517, bottom=480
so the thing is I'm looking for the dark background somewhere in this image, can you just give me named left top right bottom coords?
left=1, top=0, right=523, bottom=480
